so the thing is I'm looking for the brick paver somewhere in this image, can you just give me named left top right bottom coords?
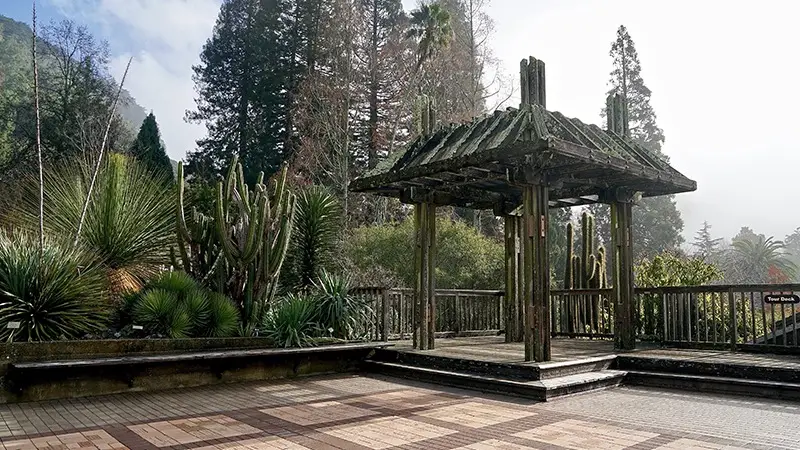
left=1, top=374, right=799, bottom=449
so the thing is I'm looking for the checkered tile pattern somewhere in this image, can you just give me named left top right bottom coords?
left=1, top=374, right=798, bottom=449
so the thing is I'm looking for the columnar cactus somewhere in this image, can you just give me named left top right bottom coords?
left=172, top=162, right=222, bottom=287
left=563, top=211, right=608, bottom=333
left=564, top=212, right=607, bottom=290
left=214, top=156, right=296, bottom=332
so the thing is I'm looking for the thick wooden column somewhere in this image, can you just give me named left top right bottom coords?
left=611, top=200, right=635, bottom=350
left=522, top=185, right=551, bottom=362
left=413, top=202, right=437, bottom=350
left=504, top=215, right=521, bottom=342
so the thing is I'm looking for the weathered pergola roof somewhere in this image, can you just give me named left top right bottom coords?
left=350, top=57, right=696, bottom=212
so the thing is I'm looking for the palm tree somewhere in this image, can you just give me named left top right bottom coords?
left=388, top=1, right=453, bottom=154
left=406, top=1, right=453, bottom=72
left=729, top=235, right=797, bottom=283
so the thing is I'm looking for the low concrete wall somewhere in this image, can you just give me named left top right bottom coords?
left=0, top=339, right=385, bottom=404
left=1, top=337, right=277, bottom=362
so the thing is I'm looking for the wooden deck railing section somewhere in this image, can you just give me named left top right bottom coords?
left=353, top=283, right=800, bottom=350
left=350, top=288, right=504, bottom=341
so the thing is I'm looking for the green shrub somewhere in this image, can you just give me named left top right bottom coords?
left=346, top=216, right=503, bottom=289
left=123, top=271, right=240, bottom=338
left=0, top=233, right=109, bottom=341
left=313, top=270, right=373, bottom=340
left=262, top=294, right=320, bottom=347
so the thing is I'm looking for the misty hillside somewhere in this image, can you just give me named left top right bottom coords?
left=0, top=15, right=147, bottom=132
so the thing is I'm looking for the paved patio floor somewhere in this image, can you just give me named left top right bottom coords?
left=1, top=374, right=799, bottom=450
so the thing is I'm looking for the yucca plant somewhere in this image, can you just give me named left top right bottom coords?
left=313, top=270, right=373, bottom=340
left=0, top=233, right=109, bottom=341
left=262, top=294, right=320, bottom=348
left=283, top=185, right=342, bottom=291
left=125, top=271, right=240, bottom=338
left=16, top=153, right=174, bottom=292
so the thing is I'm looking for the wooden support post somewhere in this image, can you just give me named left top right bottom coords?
left=518, top=216, right=524, bottom=342
left=504, top=215, right=518, bottom=343
left=611, top=200, right=635, bottom=350
left=427, top=203, right=436, bottom=350
left=413, top=202, right=436, bottom=350
left=522, top=184, right=551, bottom=362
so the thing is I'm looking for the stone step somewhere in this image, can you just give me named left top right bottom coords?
left=362, top=360, right=625, bottom=401
left=616, top=355, right=800, bottom=384
left=624, top=370, right=800, bottom=401
left=370, top=349, right=616, bottom=381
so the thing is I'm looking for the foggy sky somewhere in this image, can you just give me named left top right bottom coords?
left=46, top=0, right=800, bottom=244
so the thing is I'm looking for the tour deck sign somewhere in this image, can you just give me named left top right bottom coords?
left=763, top=293, right=800, bottom=304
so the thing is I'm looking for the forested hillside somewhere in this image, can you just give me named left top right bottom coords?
left=0, top=15, right=147, bottom=182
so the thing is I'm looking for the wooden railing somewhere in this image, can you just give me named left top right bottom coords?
left=350, top=288, right=504, bottom=340
left=636, top=284, right=800, bottom=350
left=550, top=288, right=614, bottom=338
left=354, top=284, right=800, bottom=350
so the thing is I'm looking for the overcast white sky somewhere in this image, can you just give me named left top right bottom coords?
left=44, top=0, right=800, bottom=244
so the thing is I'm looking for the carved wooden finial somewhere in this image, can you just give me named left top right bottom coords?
left=605, top=92, right=629, bottom=137
left=519, top=56, right=546, bottom=108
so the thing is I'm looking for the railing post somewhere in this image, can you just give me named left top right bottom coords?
left=729, top=289, right=737, bottom=350
left=381, top=288, right=389, bottom=342
left=661, top=291, right=668, bottom=342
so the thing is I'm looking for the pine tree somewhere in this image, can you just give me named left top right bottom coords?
left=691, top=221, right=722, bottom=259
left=185, top=0, right=292, bottom=184
left=589, top=25, right=683, bottom=261
left=130, top=112, right=172, bottom=180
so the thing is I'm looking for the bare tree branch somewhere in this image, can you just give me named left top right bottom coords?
left=32, top=0, right=44, bottom=252
left=73, top=57, right=132, bottom=247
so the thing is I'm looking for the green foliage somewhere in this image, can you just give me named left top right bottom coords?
left=406, top=1, right=453, bottom=71
left=124, top=271, right=239, bottom=338
left=0, top=17, right=143, bottom=184
left=16, top=153, right=174, bottom=290
left=724, top=234, right=797, bottom=284
left=313, top=271, right=373, bottom=340
left=691, top=221, right=722, bottom=260
left=283, top=185, right=342, bottom=291
left=262, top=294, right=320, bottom=348
left=346, top=216, right=503, bottom=289
left=590, top=25, right=684, bottom=261
left=185, top=0, right=297, bottom=184
left=0, top=233, right=109, bottom=341
left=635, top=252, right=723, bottom=288
left=130, top=112, right=173, bottom=181
left=635, top=251, right=723, bottom=338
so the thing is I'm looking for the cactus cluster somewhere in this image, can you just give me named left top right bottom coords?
left=564, top=212, right=608, bottom=290
left=172, top=162, right=222, bottom=286
left=215, top=157, right=296, bottom=331
left=172, top=156, right=296, bottom=334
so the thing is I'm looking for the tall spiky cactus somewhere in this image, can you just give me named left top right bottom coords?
left=214, top=156, right=296, bottom=333
left=172, top=162, right=222, bottom=288
left=563, top=211, right=608, bottom=333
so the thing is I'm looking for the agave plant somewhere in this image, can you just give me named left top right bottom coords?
left=126, top=271, right=240, bottom=338
left=0, top=233, right=109, bottom=341
left=261, top=294, right=320, bottom=348
left=313, top=270, right=373, bottom=340
left=16, top=153, right=174, bottom=292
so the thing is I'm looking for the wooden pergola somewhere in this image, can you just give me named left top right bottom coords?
left=349, top=56, right=697, bottom=362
